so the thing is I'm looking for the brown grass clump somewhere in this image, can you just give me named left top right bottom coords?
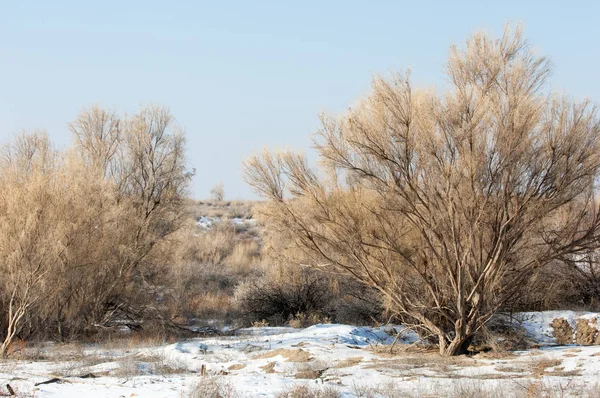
left=260, top=361, right=277, bottom=373
left=288, top=313, right=331, bottom=329
left=255, top=348, right=312, bottom=362
left=227, top=363, right=246, bottom=371
left=550, top=318, right=574, bottom=345
left=189, top=375, right=239, bottom=398
left=294, top=369, right=325, bottom=379
left=333, top=357, right=363, bottom=368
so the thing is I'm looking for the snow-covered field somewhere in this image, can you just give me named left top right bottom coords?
left=2, top=312, right=600, bottom=397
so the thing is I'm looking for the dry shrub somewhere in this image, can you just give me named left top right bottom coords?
left=288, top=312, right=331, bottom=329
left=235, top=260, right=385, bottom=327
left=473, top=315, right=533, bottom=353
left=115, top=355, right=141, bottom=377
left=210, top=182, right=225, bottom=202
left=551, top=318, right=575, bottom=345
left=327, top=277, right=384, bottom=325
left=188, top=376, right=239, bottom=398
left=235, top=266, right=335, bottom=326
left=276, top=385, right=340, bottom=398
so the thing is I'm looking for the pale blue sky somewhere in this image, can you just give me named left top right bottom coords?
left=1, top=1, right=599, bottom=199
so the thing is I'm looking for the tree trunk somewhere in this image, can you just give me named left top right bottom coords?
left=439, top=333, right=473, bottom=356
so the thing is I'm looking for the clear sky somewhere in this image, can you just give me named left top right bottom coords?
left=1, top=1, right=599, bottom=199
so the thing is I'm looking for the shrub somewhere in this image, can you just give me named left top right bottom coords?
left=189, top=376, right=238, bottom=398
left=235, top=267, right=334, bottom=326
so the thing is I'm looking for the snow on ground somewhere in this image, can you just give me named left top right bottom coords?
left=196, top=216, right=256, bottom=230
left=2, top=312, right=600, bottom=397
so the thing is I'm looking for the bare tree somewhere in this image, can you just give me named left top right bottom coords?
left=62, top=105, right=193, bottom=332
left=210, top=181, right=225, bottom=202
left=0, top=106, right=193, bottom=348
left=69, top=105, right=121, bottom=178
left=245, top=26, right=600, bottom=356
left=0, top=132, right=64, bottom=355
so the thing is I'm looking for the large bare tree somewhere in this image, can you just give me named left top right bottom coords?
left=245, top=26, right=600, bottom=356
left=0, top=106, right=193, bottom=353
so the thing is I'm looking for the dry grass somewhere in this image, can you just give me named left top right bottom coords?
left=188, top=292, right=233, bottom=319
left=226, top=240, right=261, bottom=271
left=255, top=348, right=312, bottom=362
left=276, top=384, right=340, bottom=398
left=347, top=378, right=600, bottom=398
left=288, top=313, right=331, bottom=329
left=520, top=379, right=600, bottom=398
left=0, top=385, right=37, bottom=398
left=531, top=358, right=563, bottom=377
left=293, top=360, right=328, bottom=379
left=190, top=200, right=256, bottom=220
left=350, top=381, right=409, bottom=398
left=473, top=350, right=516, bottom=360
left=114, top=353, right=188, bottom=378
left=494, top=356, right=584, bottom=379
left=260, top=361, right=277, bottom=373
left=97, top=329, right=179, bottom=351
left=293, top=369, right=324, bottom=379
left=333, top=357, right=363, bottom=368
